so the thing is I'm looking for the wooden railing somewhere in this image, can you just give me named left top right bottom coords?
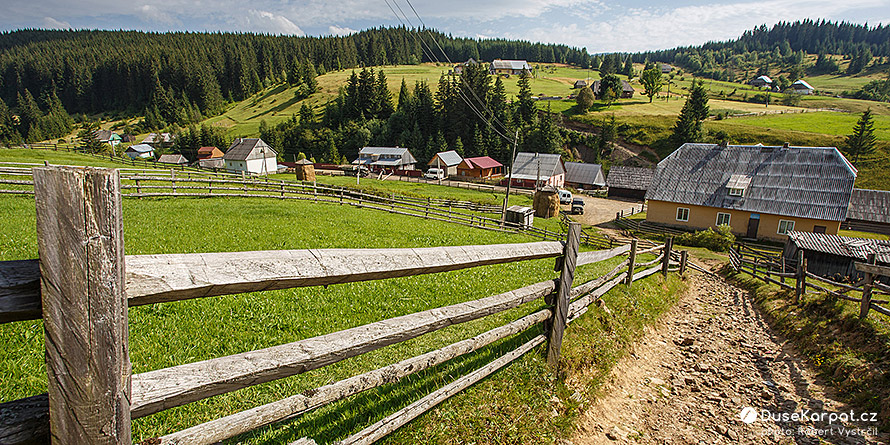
left=0, top=165, right=687, bottom=444
left=614, top=214, right=685, bottom=238
left=729, top=248, right=890, bottom=319
left=559, top=212, right=616, bottom=250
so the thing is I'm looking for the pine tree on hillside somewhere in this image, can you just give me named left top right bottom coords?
left=670, top=80, right=709, bottom=147
left=844, top=109, right=877, bottom=164
left=515, top=71, right=536, bottom=126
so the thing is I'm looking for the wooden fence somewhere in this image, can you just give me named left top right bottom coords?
left=613, top=213, right=685, bottom=238
left=729, top=246, right=890, bottom=319
left=0, top=166, right=687, bottom=444
left=0, top=163, right=617, bottom=248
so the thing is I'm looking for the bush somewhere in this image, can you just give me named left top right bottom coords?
left=676, top=225, right=735, bottom=251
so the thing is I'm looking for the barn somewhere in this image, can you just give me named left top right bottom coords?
left=606, top=166, right=653, bottom=199
left=783, top=231, right=890, bottom=282
left=223, top=138, right=278, bottom=175
left=843, top=189, right=890, bottom=235
left=157, top=154, right=188, bottom=165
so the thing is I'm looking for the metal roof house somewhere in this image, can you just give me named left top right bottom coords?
left=223, top=138, right=278, bottom=175
left=157, top=154, right=188, bottom=165
left=354, top=147, right=417, bottom=171
left=788, top=79, right=815, bottom=95
left=606, top=166, right=654, bottom=199
left=646, top=143, right=857, bottom=241
left=842, top=188, right=890, bottom=235
left=573, top=80, right=588, bottom=89
left=457, top=156, right=503, bottom=179
left=750, top=75, right=773, bottom=88
left=783, top=231, right=890, bottom=281
left=505, top=152, right=565, bottom=188
left=93, top=129, right=121, bottom=146
left=142, top=133, right=175, bottom=146
left=428, top=150, right=463, bottom=176
left=565, top=162, right=605, bottom=189
left=490, top=59, right=532, bottom=76
left=124, top=144, right=155, bottom=160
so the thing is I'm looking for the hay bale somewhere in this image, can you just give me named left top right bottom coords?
left=533, top=186, right=559, bottom=218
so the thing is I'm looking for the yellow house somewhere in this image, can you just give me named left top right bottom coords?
left=645, top=143, right=857, bottom=242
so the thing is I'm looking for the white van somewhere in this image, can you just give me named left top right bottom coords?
left=424, top=168, right=446, bottom=180
left=558, top=189, right=573, bottom=204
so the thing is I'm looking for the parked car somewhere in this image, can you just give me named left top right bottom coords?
left=343, top=165, right=370, bottom=177
left=558, top=189, right=573, bottom=204
left=424, top=168, right=445, bottom=180
left=571, top=197, right=585, bottom=215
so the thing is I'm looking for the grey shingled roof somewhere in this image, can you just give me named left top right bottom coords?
left=847, top=189, right=890, bottom=223
left=224, top=138, right=277, bottom=161
left=157, top=154, right=188, bottom=164
left=606, top=166, right=654, bottom=190
left=787, top=231, right=890, bottom=263
left=647, top=143, right=856, bottom=222
left=510, top=152, right=565, bottom=181
left=565, top=162, right=605, bottom=187
left=429, top=150, right=463, bottom=167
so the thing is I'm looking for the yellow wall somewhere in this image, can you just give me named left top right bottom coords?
left=646, top=200, right=841, bottom=241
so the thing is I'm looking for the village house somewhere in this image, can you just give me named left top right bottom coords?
left=124, top=144, right=154, bottom=160
left=606, top=165, right=653, bottom=199
left=93, top=129, right=121, bottom=147
left=592, top=79, right=635, bottom=98
left=197, top=146, right=224, bottom=160
left=573, top=80, right=588, bottom=89
left=428, top=150, right=463, bottom=176
left=787, top=79, right=815, bottom=95
left=223, top=138, right=278, bottom=175
left=354, top=147, right=417, bottom=171
left=456, top=156, right=503, bottom=179
left=157, top=154, right=188, bottom=165
left=564, top=162, right=605, bottom=190
left=489, top=59, right=532, bottom=76
left=646, top=143, right=857, bottom=241
left=660, top=63, right=673, bottom=73
left=453, top=58, right=478, bottom=75
left=142, top=132, right=175, bottom=146
left=750, top=75, right=773, bottom=88
left=505, top=152, right=565, bottom=188
left=843, top=188, right=890, bottom=235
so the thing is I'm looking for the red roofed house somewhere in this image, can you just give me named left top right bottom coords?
left=457, top=156, right=504, bottom=179
left=198, top=146, right=224, bottom=160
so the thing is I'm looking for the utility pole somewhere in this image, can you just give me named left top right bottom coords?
left=500, top=130, right=519, bottom=227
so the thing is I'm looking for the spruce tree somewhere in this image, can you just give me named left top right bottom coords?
left=515, top=71, right=536, bottom=126
left=844, top=109, right=877, bottom=164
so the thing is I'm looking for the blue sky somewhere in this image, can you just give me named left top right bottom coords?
left=2, top=0, right=889, bottom=53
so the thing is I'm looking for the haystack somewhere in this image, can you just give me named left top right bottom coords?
left=296, top=159, right=315, bottom=181
left=533, top=186, right=559, bottom=218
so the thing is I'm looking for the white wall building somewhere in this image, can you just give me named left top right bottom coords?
left=223, top=138, right=278, bottom=175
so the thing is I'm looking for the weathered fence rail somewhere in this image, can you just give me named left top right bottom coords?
left=0, top=166, right=686, bottom=444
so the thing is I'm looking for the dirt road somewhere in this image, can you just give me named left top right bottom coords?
left=566, top=196, right=643, bottom=226
left=571, top=271, right=888, bottom=445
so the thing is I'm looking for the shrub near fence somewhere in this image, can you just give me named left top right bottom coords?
left=0, top=166, right=688, bottom=444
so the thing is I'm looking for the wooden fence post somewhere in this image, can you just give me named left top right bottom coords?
left=780, top=257, right=786, bottom=284
left=33, top=166, right=131, bottom=444
left=860, top=253, right=877, bottom=319
left=795, top=250, right=806, bottom=304
left=661, top=236, right=673, bottom=276
left=547, top=222, right=580, bottom=369
left=626, top=239, right=638, bottom=286
left=171, top=169, right=176, bottom=194
left=679, top=250, right=688, bottom=276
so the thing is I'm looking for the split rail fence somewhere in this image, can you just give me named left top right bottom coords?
left=729, top=245, right=890, bottom=319
left=0, top=166, right=687, bottom=445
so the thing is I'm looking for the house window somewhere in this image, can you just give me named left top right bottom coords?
left=814, top=225, right=827, bottom=234
left=728, top=188, right=744, bottom=197
left=716, top=212, right=731, bottom=226
left=676, top=207, right=690, bottom=222
left=778, top=220, right=795, bottom=235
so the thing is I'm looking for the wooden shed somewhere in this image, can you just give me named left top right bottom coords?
left=842, top=188, right=890, bottom=235
left=606, top=165, right=653, bottom=199
left=783, top=231, right=890, bottom=282
left=295, top=159, right=315, bottom=181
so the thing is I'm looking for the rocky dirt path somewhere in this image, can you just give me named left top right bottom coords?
left=570, top=270, right=888, bottom=445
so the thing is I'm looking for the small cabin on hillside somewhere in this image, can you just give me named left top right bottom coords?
left=783, top=231, right=890, bottom=282
left=565, top=162, right=605, bottom=189
left=645, top=143, right=857, bottom=242
left=606, top=166, right=653, bottom=199
left=223, top=138, right=278, bottom=175
left=124, top=144, right=155, bottom=160
left=142, top=133, right=175, bottom=147
left=490, top=59, right=532, bottom=76
left=428, top=150, right=463, bottom=176
left=354, top=147, right=417, bottom=171
left=93, top=130, right=121, bottom=147
left=750, top=75, right=773, bottom=88
left=787, top=79, right=815, bottom=95
left=592, top=79, right=635, bottom=99
left=573, top=80, right=588, bottom=89
left=157, top=154, right=188, bottom=165
left=505, top=152, right=565, bottom=188
left=456, top=156, right=503, bottom=179
left=197, top=146, right=224, bottom=160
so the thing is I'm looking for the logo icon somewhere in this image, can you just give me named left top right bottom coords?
left=739, top=407, right=758, bottom=424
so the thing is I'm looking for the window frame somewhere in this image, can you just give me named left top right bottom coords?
left=676, top=207, right=690, bottom=222
left=728, top=187, right=744, bottom=197
left=777, top=219, right=795, bottom=235
left=716, top=212, right=731, bottom=226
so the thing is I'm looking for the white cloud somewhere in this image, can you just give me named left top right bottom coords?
left=241, top=9, right=305, bottom=35
left=328, top=25, right=357, bottom=36
left=139, top=4, right=180, bottom=26
left=42, top=16, right=71, bottom=29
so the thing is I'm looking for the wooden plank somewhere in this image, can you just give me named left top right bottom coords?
left=548, top=223, right=580, bottom=368
left=125, top=241, right=563, bottom=305
left=154, top=309, right=550, bottom=444
left=338, top=334, right=546, bottom=445
left=0, top=395, right=49, bottom=444
left=575, top=244, right=630, bottom=267
left=853, top=262, right=890, bottom=277
left=129, top=279, right=556, bottom=418
left=869, top=303, right=890, bottom=317
left=570, top=260, right=627, bottom=301
left=0, top=260, right=41, bottom=324
left=33, top=166, right=131, bottom=444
